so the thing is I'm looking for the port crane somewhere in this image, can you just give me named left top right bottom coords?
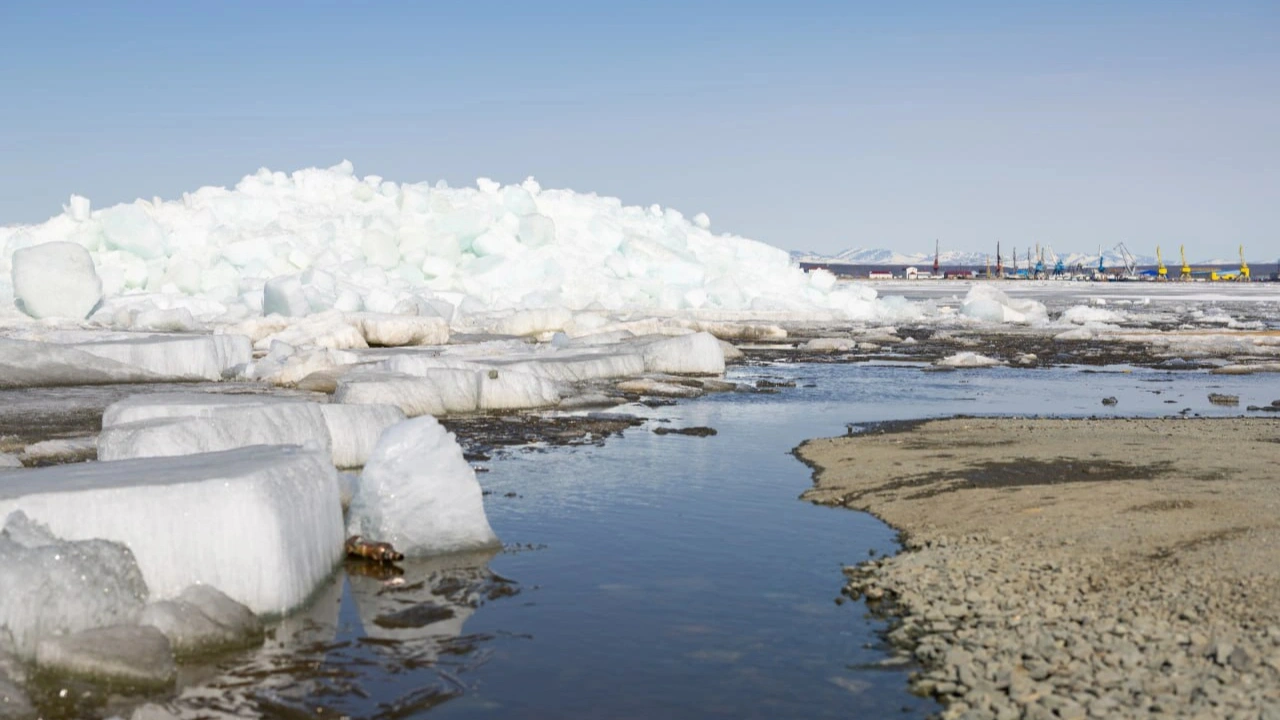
left=1156, top=246, right=1167, bottom=280
left=1043, top=244, right=1065, bottom=278
left=1113, top=243, right=1139, bottom=279
left=1180, top=245, right=1191, bottom=280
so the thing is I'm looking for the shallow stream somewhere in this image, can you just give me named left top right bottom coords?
left=32, top=361, right=1279, bottom=719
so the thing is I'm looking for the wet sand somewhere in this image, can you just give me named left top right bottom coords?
left=797, top=417, right=1280, bottom=719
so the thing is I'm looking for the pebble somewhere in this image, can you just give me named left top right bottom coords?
left=843, top=535, right=1280, bottom=718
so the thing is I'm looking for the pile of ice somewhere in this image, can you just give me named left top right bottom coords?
left=347, top=416, right=499, bottom=557
left=1, top=162, right=908, bottom=329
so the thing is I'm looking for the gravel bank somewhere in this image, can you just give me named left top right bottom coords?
left=797, top=417, right=1280, bottom=719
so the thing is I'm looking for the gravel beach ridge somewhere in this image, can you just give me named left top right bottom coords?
left=797, top=417, right=1280, bottom=719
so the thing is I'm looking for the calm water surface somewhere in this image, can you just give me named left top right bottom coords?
left=143, top=361, right=1277, bottom=720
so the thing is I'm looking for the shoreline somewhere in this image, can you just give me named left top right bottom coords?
left=797, top=416, right=1280, bottom=719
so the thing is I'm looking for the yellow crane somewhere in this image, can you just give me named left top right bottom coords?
left=1180, top=245, right=1191, bottom=280
left=1239, top=244, right=1250, bottom=281
left=1156, top=246, right=1167, bottom=280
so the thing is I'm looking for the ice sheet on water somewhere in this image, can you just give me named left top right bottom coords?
left=347, top=417, right=499, bottom=557
left=936, top=351, right=1004, bottom=368
left=0, top=446, right=343, bottom=615
left=1059, top=305, right=1127, bottom=325
left=0, top=511, right=149, bottom=658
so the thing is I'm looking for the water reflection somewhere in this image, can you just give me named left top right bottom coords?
left=168, top=549, right=517, bottom=719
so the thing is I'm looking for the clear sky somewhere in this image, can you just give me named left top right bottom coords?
left=1, top=1, right=1277, bottom=261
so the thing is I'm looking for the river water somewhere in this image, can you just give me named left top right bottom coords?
left=45, top=359, right=1274, bottom=719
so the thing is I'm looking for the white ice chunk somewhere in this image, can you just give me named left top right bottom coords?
left=263, top=274, right=311, bottom=317
left=0, top=453, right=22, bottom=469
left=99, top=204, right=167, bottom=259
left=347, top=417, right=498, bottom=556
left=36, top=625, right=175, bottom=688
left=478, top=368, right=561, bottom=410
left=335, top=370, right=481, bottom=417
left=0, top=511, right=148, bottom=658
left=638, top=332, right=725, bottom=375
left=499, top=352, right=646, bottom=382
left=936, top=351, right=1004, bottom=368
left=801, top=338, right=856, bottom=353
left=616, top=378, right=703, bottom=397
left=139, top=584, right=263, bottom=657
left=1060, top=305, right=1126, bottom=325
left=10, top=241, right=103, bottom=320
left=491, top=307, right=573, bottom=337
left=0, top=446, right=344, bottom=615
left=354, top=313, right=449, bottom=347
left=959, top=286, right=1048, bottom=325
left=68, top=334, right=252, bottom=381
left=318, top=403, right=405, bottom=469
left=98, top=404, right=330, bottom=462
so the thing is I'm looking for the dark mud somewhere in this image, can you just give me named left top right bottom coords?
left=440, top=412, right=645, bottom=461
left=740, top=328, right=1205, bottom=369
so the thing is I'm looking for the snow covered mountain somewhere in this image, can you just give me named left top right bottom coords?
left=793, top=246, right=1165, bottom=267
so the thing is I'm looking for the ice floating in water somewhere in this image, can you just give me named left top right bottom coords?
left=36, top=624, right=176, bottom=688
left=960, top=286, right=1048, bottom=325
left=1059, top=305, right=1126, bottom=325
left=347, top=416, right=499, bottom=557
left=0, top=446, right=343, bottom=615
left=936, top=351, right=1004, bottom=368
left=0, top=511, right=148, bottom=658
left=139, top=584, right=263, bottom=657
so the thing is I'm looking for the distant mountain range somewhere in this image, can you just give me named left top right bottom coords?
left=789, top=247, right=1247, bottom=268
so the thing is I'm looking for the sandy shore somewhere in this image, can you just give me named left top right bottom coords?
left=797, top=417, right=1280, bottom=719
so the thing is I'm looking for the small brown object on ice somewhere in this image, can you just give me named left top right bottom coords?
left=345, top=535, right=405, bottom=563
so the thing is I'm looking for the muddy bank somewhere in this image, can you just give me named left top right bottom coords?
left=797, top=417, right=1280, bottom=719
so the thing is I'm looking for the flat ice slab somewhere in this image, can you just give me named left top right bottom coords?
left=99, top=393, right=402, bottom=468
left=0, top=446, right=343, bottom=616
left=0, top=334, right=251, bottom=388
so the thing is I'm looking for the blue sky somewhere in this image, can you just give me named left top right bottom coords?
left=2, top=1, right=1277, bottom=261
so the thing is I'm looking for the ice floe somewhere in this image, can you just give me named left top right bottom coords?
left=0, top=446, right=343, bottom=615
